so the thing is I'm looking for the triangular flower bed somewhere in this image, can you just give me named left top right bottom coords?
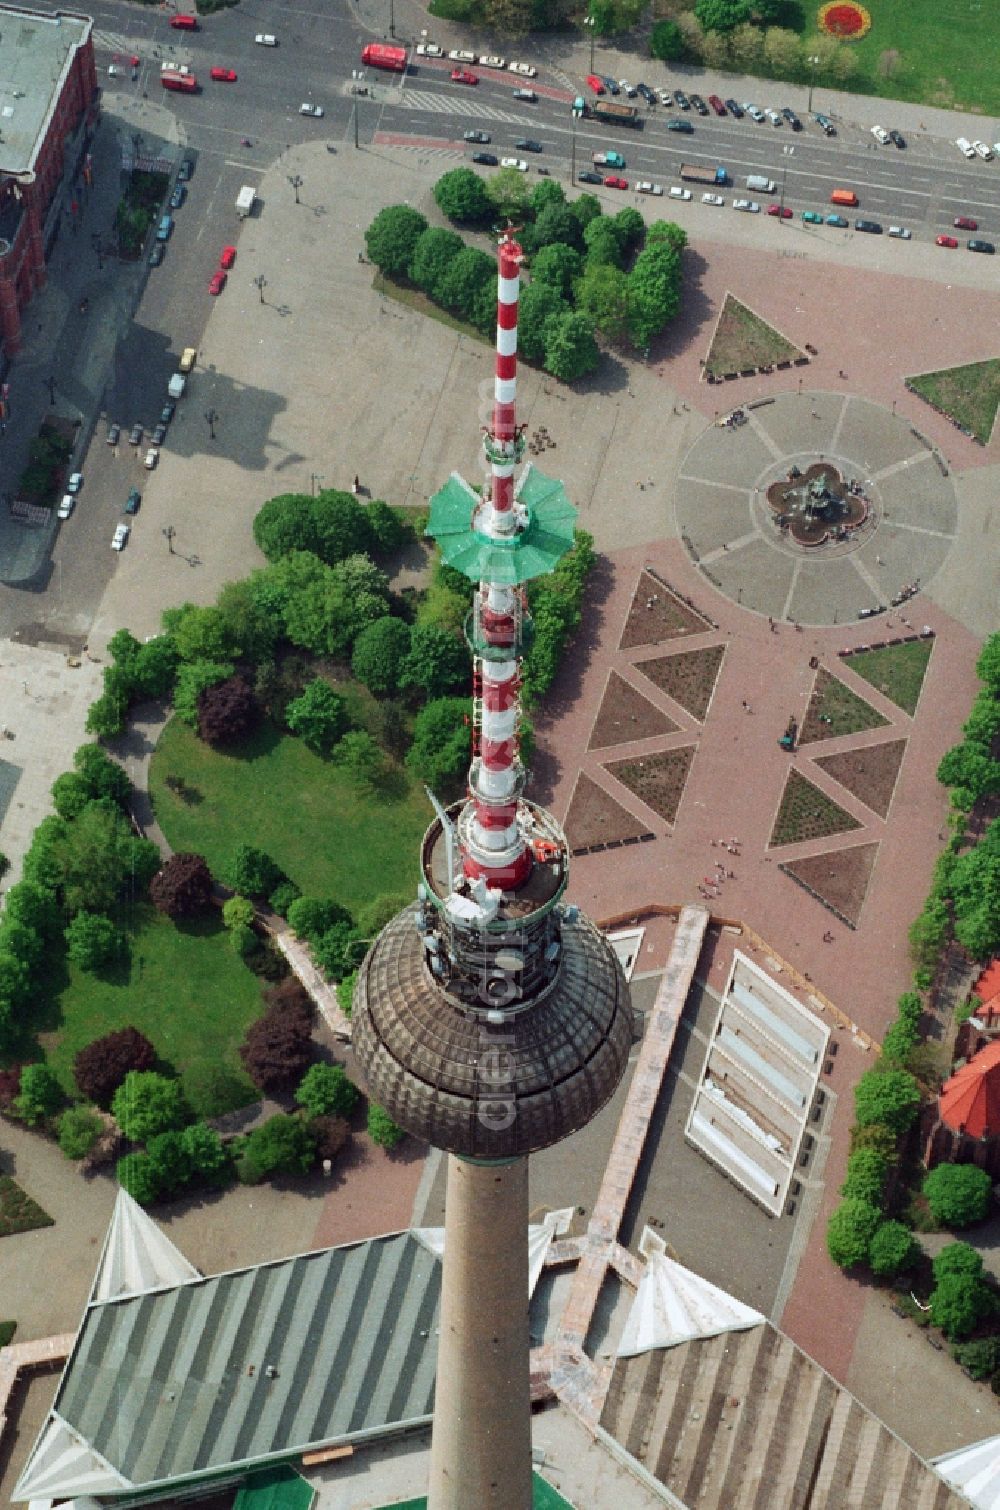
left=634, top=645, right=726, bottom=722
left=798, top=668, right=890, bottom=745
left=814, top=739, right=906, bottom=821
left=781, top=842, right=880, bottom=927
left=769, top=770, right=863, bottom=847
left=604, top=746, right=697, bottom=826
left=620, top=570, right=713, bottom=650
left=564, top=772, right=653, bottom=854
left=705, top=293, right=805, bottom=380
left=589, top=671, right=679, bottom=752
left=842, top=640, right=933, bottom=717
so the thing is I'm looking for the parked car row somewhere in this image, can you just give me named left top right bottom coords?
left=956, top=137, right=1000, bottom=160
left=417, top=41, right=536, bottom=77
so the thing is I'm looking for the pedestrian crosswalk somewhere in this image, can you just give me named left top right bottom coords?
left=93, top=29, right=142, bottom=56
left=398, top=89, right=532, bottom=125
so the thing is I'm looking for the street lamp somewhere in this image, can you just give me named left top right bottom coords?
left=583, top=15, right=596, bottom=74
left=310, top=472, right=325, bottom=497
left=43, top=376, right=55, bottom=405
left=204, top=408, right=218, bottom=441
left=807, top=55, right=821, bottom=113
left=253, top=274, right=268, bottom=304
left=162, top=526, right=176, bottom=554
left=287, top=173, right=303, bottom=205
left=388, top=0, right=395, bottom=38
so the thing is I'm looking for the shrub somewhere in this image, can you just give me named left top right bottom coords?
left=287, top=897, right=352, bottom=944
left=826, top=1198, right=881, bottom=1269
left=268, top=880, right=302, bottom=917
left=840, top=1149, right=889, bottom=1208
left=222, top=895, right=255, bottom=932
left=51, top=771, right=94, bottom=821
left=57, top=1105, right=104, bottom=1159
left=354, top=894, right=409, bottom=937
left=336, top=972, right=356, bottom=1020
left=116, top=1151, right=161, bottom=1205
left=65, top=911, right=122, bottom=973
left=923, top=1163, right=993, bottom=1227
left=74, top=1027, right=156, bottom=1105
left=930, top=1272, right=994, bottom=1340
left=352, top=617, right=412, bottom=697
left=933, top=1241, right=985, bottom=1283
left=313, top=922, right=358, bottom=981
left=174, top=659, right=233, bottom=726
left=406, top=696, right=470, bottom=790
left=146, top=1129, right=193, bottom=1196
left=953, top=1336, right=1000, bottom=1380
left=227, top=845, right=284, bottom=898
left=294, top=1063, right=359, bottom=1118
left=868, top=1220, right=918, bottom=1277
left=149, top=852, right=214, bottom=918
left=367, top=1103, right=405, bottom=1149
left=849, top=1122, right=898, bottom=1159
left=853, top=1069, right=921, bottom=1134
left=239, top=1008, right=314, bottom=1092
left=237, top=1113, right=316, bottom=1183
left=14, top=1064, right=64, bottom=1125
left=285, top=679, right=349, bottom=754
left=261, top=975, right=315, bottom=1020
left=181, top=1122, right=233, bottom=1187
left=111, top=1071, right=189, bottom=1142
left=230, top=923, right=258, bottom=959
left=310, top=1114, right=351, bottom=1162
left=184, top=1063, right=253, bottom=1120
left=73, top=743, right=132, bottom=805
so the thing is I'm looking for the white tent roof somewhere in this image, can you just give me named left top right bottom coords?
left=89, top=1188, right=200, bottom=1304
left=934, top=1433, right=1000, bottom=1508
left=15, top=1416, right=130, bottom=1500
left=617, top=1228, right=765, bottom=1358
left=413, top=1207, right=574, bottom=1297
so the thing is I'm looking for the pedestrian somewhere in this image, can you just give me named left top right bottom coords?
left=352, top=474, right=360, bottom=495
left=741, top=699, right=748, bottom=710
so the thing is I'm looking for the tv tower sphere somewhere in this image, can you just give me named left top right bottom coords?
left=352, top=231, right=632, bottom=1509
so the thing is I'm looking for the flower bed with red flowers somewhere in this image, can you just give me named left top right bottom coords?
left=818, top=1, right=871, bottom=37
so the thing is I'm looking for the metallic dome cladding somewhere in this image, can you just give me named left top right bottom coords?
left=352, top=904, right=633, bottom=1161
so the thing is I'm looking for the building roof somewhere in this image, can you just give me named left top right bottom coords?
left=16, top=1226, right=440, bottom=1502
left=0, top=5, right=92, bottom=179
left=90, top=1189, right=200, bottom=1303
left=939, top=1040, right=1000, bottom=1139
left=617, top=1229, right=765, bottom=1357
left=972, top=961, right=1000, bottom=1021
left=934, top=1432, right=1000, bottom=1509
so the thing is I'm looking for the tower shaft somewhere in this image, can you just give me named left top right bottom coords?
left=428, top=1155, right=532, bottom=1510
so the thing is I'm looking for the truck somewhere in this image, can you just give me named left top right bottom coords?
left=361, top=42, right=407, bottom=71
left=167, top=373, right=186, bottom=400
left=680, top=163, right=728, bottom=185
left=746, top=173, right=776, bottom=193
left=236, top=186, right=256, bottom=219
left=160, top=62, right=191, bottom=76
left=572, top=96, right=640, bottom=128
left=592, top=151, right=626, bottom=169
left=161, top=72, right=197, bottom=93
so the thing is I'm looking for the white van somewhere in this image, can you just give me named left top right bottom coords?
left=746, top=174, right=775, bottom=193
left=255, top=33, right=278, bottom=46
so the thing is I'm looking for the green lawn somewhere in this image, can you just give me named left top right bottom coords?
left=149, top=718, right=429, bottom=914
left=843, top=640, right=934, bottom=717
left=844, top=0, right=1000, bottom=113
left=907, top=361, right=1000, bottom=446
left=41, top=905, right=262, bottom=1110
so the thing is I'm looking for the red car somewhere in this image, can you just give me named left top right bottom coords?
left=208, top=270, right=227, bottom=295
left=210, top=66, right=237, bottom=82
left=451, top=68, right=478, bottom=85
left=954, top=215, right=978, bottom=230
left=708, top=94, right=727, bottom=115
left=767, top=203, right=792, bottom=218
left=936, top=234, right=958, bottom=248
left=586, top=74, right=605, bottom=95
left=604, top=176, right=628, bottom=189
left=170, top=13, right=198, bottom=28
left=219, top=245, right=237, bottom=270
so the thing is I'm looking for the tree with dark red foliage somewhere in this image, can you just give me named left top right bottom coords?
left=262, top=976, right=315, bottom=1021
left=239, top=1003, right=314, bottom=1092
left=309, top=1114, right=351, bottom=1163
left=149, top=852, right=215, bottom=919
left=196, top=674, right=259, bottom=746
left=74, top=1026, right=156, bottom=1107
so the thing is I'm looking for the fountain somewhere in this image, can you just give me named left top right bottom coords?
left=766, top=462, right=869, bottom=547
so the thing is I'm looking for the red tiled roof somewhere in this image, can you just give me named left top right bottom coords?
left=940, top=1040, right=1000, bottom=1139
left=972, top=960, right=1000, bottom=1020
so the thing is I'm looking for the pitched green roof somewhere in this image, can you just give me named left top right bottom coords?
left=426, top=466, right=577, bottom=586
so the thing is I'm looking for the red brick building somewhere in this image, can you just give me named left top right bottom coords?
left=0, top=5, right=98, bottom=361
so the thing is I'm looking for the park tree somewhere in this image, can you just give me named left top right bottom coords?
left=365, top=204, right=428, bottom=276
left=868, top=1221, right=919, bottom=1278
left=294, top=1062, right=360, bottom=1119
left=923, top=1163, right=993, bottom=1228
left=74, top=1027, right=156, bottom=1105
left=543, top=310, right=600, bottom=382
left=352, top=617, right=412, bottom=697
left=222, top=895, right=255, bottom=933
left=73, top=744, right=132, bottom=806
left=116, top=1151, right=161, bottom=1205
left=486, top=166, right=530, bottom=219
left=530, top=178, right=566, bottom=216
left=181, top=1122, right=232, bottom=1187
left=14, top=1063, right=64, bottom=1125
left=437, top=247, right=496, bottom=322
left=132, top=635, right=180, bottom=699
left=309, top=1114, right=351, bottom=1162
left=239, top=1007, right=314, bottom=1092
left=55, top=801, right=160, bottom=916
left=355, top=893, right=410, bottom=937
left=930, top=1272, right=994, bottom=1341
left=400, top=624, right=470, bottom=700
left=214, top=579, right=282, bottom=663
left=963, top=689, right=1000, bottom=748
left=933, top=1241, right=984, bottom=1282
left=287, top=897, right=352, bottom=943
left=366, top=500, right=409, bottom=557
left=953, top=1336, right=1000, bottom=1381
left=4, top=880, right=61, bottom=943
left=150, top=852, right=214, bottom=919
left=331, top=731, right=387, bottom=792
left=583, top=216, right=625, bottom=268
left=406, top=697, right=471, bottom=790
left=410, top=226, right=465, bottom=298
left=21, top=818, right=70, bottom=895
left=627, top=241, right=683, bottom=350
left=650, top=18, right=686, bottom=60
left=51, top=772, right=93, bottom=821
left=763, top=26, right=803, bottom=78
left=111, top=1071, right=189, bottom=1142
left=840, top=1148, right=888, bottom=1208
left=336, top=972, right=356, bottom=1019
left=86, top=688, right=128, bottom=738
left=853, top=1068, right=921, bottom=1134
left=728, top=20, right=764, bottom=70
left=695, top=0, right=750, bottom=30
left=570, top=193, right=602, bottom=233
left=575, top=263, right=630, bottom=345
left=65, top=911, right=122, bottom=973
left=253, top=493, right=319, bottom=561
left=165, top=603, right=240, bottom=664
left=975, top=632, right=1000, bottom=693
left=311, top=491, right=375, bottom=566
left=174, top=660, right=234, bottom=726
left=226, top=845, right=283, bottom=898
left=611, top=207, right=645, bottom=255
left=588, top=0, right=642, bottom=34
left=368, top=1103, right=406, bottom=1149
left=313, top=922, right=359, bottom=981
left=58, top=1105, right=104, bottom=1160
left=949, top=819, right=1000, bottom=959
left=534, top=202, right=584, bottom=252
left=826, top=1197, right=881, bottom=1268
left=0, top=920, right=43, bottom=973
left=530, top=243, right=583, bottom=300
left=937, top=743, right=1000, bottom=806
left=286, top=679, right=350, bottom=753
left=517, top=281, right=566, bottom=364
left=433, top=169, right=492, bottom=225
left=238, top=1113, right=316, bottom=1182
left=197, top=673, right=259, bottom=746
